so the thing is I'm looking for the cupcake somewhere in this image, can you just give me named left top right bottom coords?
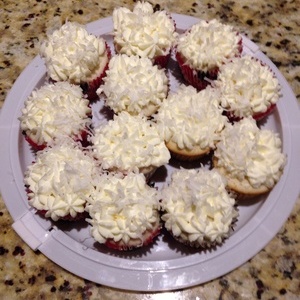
left=112, top=1, right=177, bottom=68
left=155, top=85, right=228, bottom=161
left=214, top=55, right=281, bottom=121
left=91, top=111, right=170, bottom=179
left=175, top=19, right=243, bottom=90
left=86, top=171, right=161, bottom=251
left=19, top=81, right=92, bottom=151
left=40, top=21, right=111, bottom=101
left=24, top=140, right=97, bottom=221
left=213, top=117, right=286, bottom=199
left=160, top=168, right=238, bottom=248
left=97, top=54, right=169, bottom=117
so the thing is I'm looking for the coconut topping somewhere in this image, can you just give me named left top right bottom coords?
left=160, top=168, right=238, bottom=247
left=97, top=54, right=168, bottom=116
left=86, top=172, right=160, bottom=246
left=113, top=1, right=177, bottom=59
left=214, top=55, right=281, bottom=118
left=176, top=19, right=242, bottom=71
left=214, top=117, right=286, bottom=189
left=24, top=141, right=97, bottom=221
left=155, top=85, right=227, bottom=150
left=91, top=111, right=170, bottom=172
left=19, top=82, right=91, bottom=145
left=40, top=21, right=108, bottom=83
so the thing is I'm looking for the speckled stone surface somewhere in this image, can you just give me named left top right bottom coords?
left=0, top=0, right=299, bottom=299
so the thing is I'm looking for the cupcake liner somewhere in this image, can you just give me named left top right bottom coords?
left=104, top=226, right=161, bottom=251
left=225, top=103, right=277, bottom=123
left=153, top=52, right=171, bottom=69
left=175, top=52, right=218, bottom=90
left=82, top=43, right=111, bottom=101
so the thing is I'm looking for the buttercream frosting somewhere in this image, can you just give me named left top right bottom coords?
left=25, top=141, right=97, bottom=221
left=91, top=111, right=170, bottom=172
left=97, top=54, right=168, bottom=116
left=160, top=168, right=238, bottom=247
left=176, top=19, right=242, bottom=72
left=113, top=1, right=177, bottom=59
left=155, top=85, right=227, bottom=150
left=86, top=172, right=160, bottom=246
left=214, top=55, right=281, bottom=118
left=40, top=21, right=108, bottom=83
left=213, top=117, right=286, bottom=189
left=19, top=82, right=92, bottom=145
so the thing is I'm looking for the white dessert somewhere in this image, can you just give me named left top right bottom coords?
left=25, top=141, right=97, bottom=221
left=214, top=55, right=281, bottom=118
left=213, top=117, right=286, bottom=190
left=176, top=19, right=242, bottom=72
left=19, top=81, right=91, bottom=146
left=86, top=172, right=161, bottom=249
left=160, top=168, right=238, bottom=247
left=40, top=21, right=109, bottom=84
left=113, top=1, right=177, bottom=60
left=155, top=84, right=227, bottom=151
left=91, top=111, right=170, bottom=174
left=97, top=54, right=168, bottom=116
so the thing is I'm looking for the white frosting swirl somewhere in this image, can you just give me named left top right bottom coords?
left=19, top=82, right=91, bottom=145
left=40, top=22, right=108, bottom=83
left=86, top=172, right=160, bottom=245
left=160, top=168, right=238, bottom=246
left=97, top=54, right=168, bottom=116
left=214, top=55, right=281, bottom=118
left=155, top=85, right=227, bottom=150
left=25, top=141, right=97, bottom=221
left=91, top=111, right=170, bottom=172
left=113, top=2, right=177, bottom=59
left=214, top=117, right=286, bottom=188
left=176, top=19, right=242, bottom=71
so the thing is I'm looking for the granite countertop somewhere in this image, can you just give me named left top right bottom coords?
left=0, top=0, right=299, bottom=299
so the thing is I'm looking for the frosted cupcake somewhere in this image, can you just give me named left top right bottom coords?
left=97, top=54, right=169, bottom=117
left=213, top=117, right=286, bottom=198
left=19, top=81, right=92, bottom=151
left=24, top=141, right=97, bottom=221
left=112, top=1, right=177, bottom=68
left=40, top=21, right=111, bottom=101
left=91, top=111, right=170, bottom=179
left=214, top=55, right=281, bottom=121
left=155, top=85, right=228, bottom=161
left=86, top=172, right=161, bottom=251
left=175, top=19, right=242, bottom=90
left=160, top=168, right=238, bottom=248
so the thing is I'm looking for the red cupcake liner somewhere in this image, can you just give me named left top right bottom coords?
left=153, top=52, right=171, bottom=69
left=225, top=103, right=277, bottom=123
left=23, top=127, right=91, bottom=151
left=81, top=43, right=112, bottom=102
left=104, top=226, right=161, bottom=251
left=175, top=52, right=218, bottom=90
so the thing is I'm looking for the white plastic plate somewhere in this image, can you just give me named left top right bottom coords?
left=0, top=14, right=300, bottom=291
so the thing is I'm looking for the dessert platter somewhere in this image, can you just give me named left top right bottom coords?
left=0, top=12, right=300, bottom=291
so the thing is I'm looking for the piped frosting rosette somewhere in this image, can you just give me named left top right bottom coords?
left=97, top=54, right=169, bottom=117
left=213, top=117, right=286, bottom=198
left=19, top=81, right=92, bottom=151
left=86, top=171, right=161, bottom=250
left=91, top=111, right=170, bottom=179
left=213, top=55, right=281, bottom=121
left=160, top=168, right=238, bottom=248
left=24, top=140, right=98, bottom=221
left=175, top=18, right=242, bottom=90
left=112, top=1, right=177, bottom=68
left=40, top=21, right=111, bottom=100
